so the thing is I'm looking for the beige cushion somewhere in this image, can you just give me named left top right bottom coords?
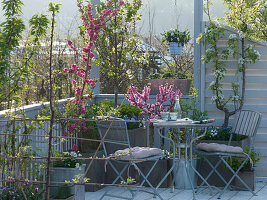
left=196, top=143, right=243, bottom=153
left=113, top=146, right=163, bottom=159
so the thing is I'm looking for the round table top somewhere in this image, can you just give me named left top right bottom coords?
left=151, top=120, right=213, bottom=128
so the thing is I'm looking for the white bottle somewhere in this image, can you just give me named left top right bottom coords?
left=174, top=95, right=181, bottom=120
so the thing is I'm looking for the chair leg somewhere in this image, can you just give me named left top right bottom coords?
left=134, top=160, right=164, bottom=200
left=191, top=157, right=214, bottom=194
left=185, top=160, right=196, bottom=200
left=203, top=157, right=229, bottom=187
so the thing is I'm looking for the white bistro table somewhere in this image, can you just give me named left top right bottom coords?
left=152, top=120, right=213, bottom=200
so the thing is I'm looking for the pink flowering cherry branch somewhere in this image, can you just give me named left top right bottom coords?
left=63, top=0, right=124, bottom=136
left=127, top=83, right=182, bottom=120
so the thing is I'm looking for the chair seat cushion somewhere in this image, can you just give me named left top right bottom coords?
left=113, top=146, right=163, bottom=159
left=196, top=143, right=243, bottom=153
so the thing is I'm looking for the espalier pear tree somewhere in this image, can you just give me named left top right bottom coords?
left=198, top=0, right=263, bottom=127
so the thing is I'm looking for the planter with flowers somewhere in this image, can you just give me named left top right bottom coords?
left=161, top=28, right=191, bottom=55
left=50, top=149, right=85, bottom=200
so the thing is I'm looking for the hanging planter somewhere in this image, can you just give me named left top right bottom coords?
left=169, top=42, right=184, bottom=55
left=161, top=28, right=191, bottom=55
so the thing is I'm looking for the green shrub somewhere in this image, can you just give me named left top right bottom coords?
left=119, top=104, right=141, bottom=119
left=202, top=127, right=247, bottom=141
left=225, top=146, right=261, bottom=172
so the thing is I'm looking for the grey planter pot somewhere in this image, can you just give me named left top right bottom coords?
left=173, top=159, right=199, bottom=189
left=50, top=164, right=85, bottom=200
left=232, top=171, right=255, bottom=191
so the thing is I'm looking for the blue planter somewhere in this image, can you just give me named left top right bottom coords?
left=169, top=42, right=183, bottom=55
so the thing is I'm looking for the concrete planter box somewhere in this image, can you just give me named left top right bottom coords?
left=232, top=171, right=255, bottom=191
left=82, top=150, right=105, bottom=192
left=105, top=127, right=148, bottom=155
left=50, top=164, right=85, bottom=200
left=147, top=79, right=192, bottom=95
left=105, top=159, right=170, bottom=188
left=51, top=196, right=74, bottom=200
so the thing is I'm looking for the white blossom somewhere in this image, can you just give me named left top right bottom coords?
left=238, top=31, right=246, bottom=38
left=218, top=94, right=224, bottom=100
left=211, top=95, right=218, bottom=101
left=209, top=81, right=215, bottom=88
left=210, top=129, right=218, bottom=136
left=238, top=57, right=245, bottom=65
left=196, top=37, right=201, bottom=45
left=76, top=163, right=80, bottom=168
left=228, top=49, right=234, bottom=55
left=247, top=44, right=253, bottom=50
left=229, top=34, right=237, bottom=39
left=126, top=53, right=132, bottom=60
left=71, top=152, right=77, bottom=158
left=206, top=48, right=213, bottom=53
left=232, top=95, right=240, bottom=101
left=254, top=50, right=261, bottom=59
left=213, top=70, right=225, bottom=79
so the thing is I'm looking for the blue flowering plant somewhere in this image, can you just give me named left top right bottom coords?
left=161, top=28, right=191, bottom=46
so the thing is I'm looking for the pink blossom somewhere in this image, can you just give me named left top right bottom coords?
left=119, top=0, right=125, bottom=6
left=71, top=144, right=78, bottom=152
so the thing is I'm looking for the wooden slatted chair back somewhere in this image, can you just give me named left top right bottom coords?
left=232, top=110, right=262, bottom=137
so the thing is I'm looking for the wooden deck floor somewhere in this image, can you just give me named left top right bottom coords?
left=85, top=182, right=267, bottom=200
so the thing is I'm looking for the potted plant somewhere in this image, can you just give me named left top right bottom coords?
left=148, top=71, right=192, bottom=95
left=226, top=146, right=261, bottom=191
left=161, top=28, right=191, bottom=55
left=196, top=127, right=250, bottom=187
left=50, top=149, right=85, bottom=200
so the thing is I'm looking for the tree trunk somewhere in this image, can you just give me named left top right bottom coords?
left=223, top=111, right=230, bottom=127
left=114, top=87, right=118, bottom=107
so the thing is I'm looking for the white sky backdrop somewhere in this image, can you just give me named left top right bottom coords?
left=0, top=0, right=226, bottom=38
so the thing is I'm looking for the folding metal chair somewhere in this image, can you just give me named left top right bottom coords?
left=96, top=119, right=176, bottom=200
left=192, top=110, right=262, bottom=199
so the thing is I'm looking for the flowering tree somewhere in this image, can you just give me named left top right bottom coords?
left=94, top=0, right=145, bottom=106
left=127, top=83, right=182, bottom=120
left=197, top=0, right=262, bottom=127
left=64, top=0, right=123, bottom=133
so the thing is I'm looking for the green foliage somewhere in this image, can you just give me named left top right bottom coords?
left=0, top=0, right=25, bottom=103
left=224, top=0, right=266, bottom=41
left=0, top=180, right=43, bottom=200
left=197, top=11, right=260, bottom=126
left=149, top=71, right=191, bottom=80
left=94, top=0, right=146, bottom=102
left=120, top=104, right=142, bottom=119
left=201, top=126, right=247, bottom=141
left=29, top=14, right=49, bottom=43
left=55, top=184, right=72, bottom=199
left=149, top=73, right=161, bottom=79
left=225, top=146, right=261, bottom=171
left=161, top=28, right=191, bottom=46
left=53, top=150, right=82, bottom=168
left=180, top=88, right=208, bottom=121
